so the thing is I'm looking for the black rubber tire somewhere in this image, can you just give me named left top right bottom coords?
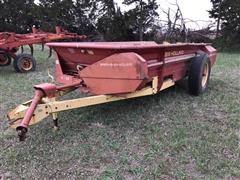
left=188, top=51, right=211, bottom=96
left=13, top=54, right=36, bottom=73
left=0, top=53, right=11, bottom=66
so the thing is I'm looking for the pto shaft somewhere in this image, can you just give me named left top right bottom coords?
left=16, top=89, right=44, bottom=141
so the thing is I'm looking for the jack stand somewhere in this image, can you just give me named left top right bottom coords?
left=52, top=113, right=59, bottom=131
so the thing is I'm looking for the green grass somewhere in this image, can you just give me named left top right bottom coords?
left=0, top=48, right=239, bottom=179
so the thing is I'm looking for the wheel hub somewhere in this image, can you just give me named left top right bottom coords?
left=0, top=54, right=9, bottom=65
left=201, top=62, right=209, bottom=88
left=20, top=58, right=33, bottom=71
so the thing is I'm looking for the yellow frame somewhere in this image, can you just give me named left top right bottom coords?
left=8, top=77, right=174, bottom=128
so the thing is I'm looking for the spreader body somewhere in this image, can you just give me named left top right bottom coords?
left=7, top=41, right=217, bottom=141
left=48, top=42, right=216, bottom=95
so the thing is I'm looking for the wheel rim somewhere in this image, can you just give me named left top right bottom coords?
left=20, top=58, right=33, bottom=71
left=0, top=54, right=9, bottom=65
left=201, top=62, right=209, bottom=88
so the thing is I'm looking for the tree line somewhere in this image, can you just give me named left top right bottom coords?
left=209, top=0, right=240, bottom=47
left=0, top=0, right=239, bottom=46
left=0, top=0, right=159, bottom=41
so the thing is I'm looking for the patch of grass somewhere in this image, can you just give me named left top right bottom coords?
left=0, top=50, right=239, bottom=179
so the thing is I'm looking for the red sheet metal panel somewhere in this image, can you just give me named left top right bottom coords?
left=79, top=52, right=148, bottom=94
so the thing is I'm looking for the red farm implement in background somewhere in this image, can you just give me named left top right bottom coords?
left=0, top=26, right=86, bottom=72
left=7, top=41, right=217, bottom=141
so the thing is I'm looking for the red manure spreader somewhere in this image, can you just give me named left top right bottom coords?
left=7, top=41, right=217, bottom=141
left=0, top=26, right=85, bottom=72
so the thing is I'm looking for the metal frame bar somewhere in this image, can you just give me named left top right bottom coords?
left=8, top=77, right=175, bottom=129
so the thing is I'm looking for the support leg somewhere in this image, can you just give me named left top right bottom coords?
left=52, top=113, right=59, bottom=131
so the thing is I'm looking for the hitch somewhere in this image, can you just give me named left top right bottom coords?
left=7, top=78, right=175, bottom=141
left=8, top=82, right=80, bottom=141
left=16, top=126, right=28, bottom=141
left=16, top=90, right=45, bottom=131
left=14, top=88, right=45, bottom=141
